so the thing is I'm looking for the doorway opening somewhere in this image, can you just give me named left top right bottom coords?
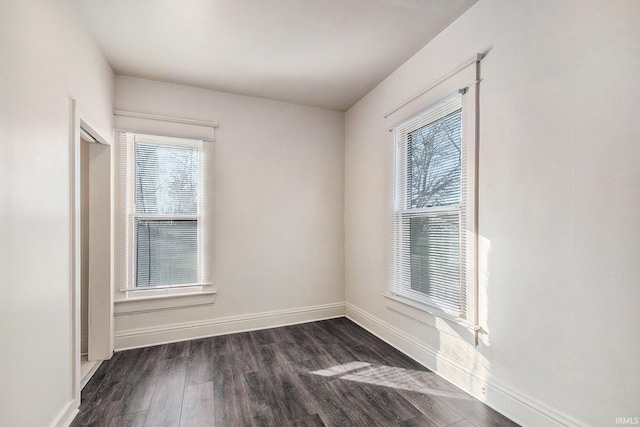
left=71, top=105, right=114, bottom=405
left=79, top=131, right=113, bottom=386
left=80, top=135, right=95, bottom=384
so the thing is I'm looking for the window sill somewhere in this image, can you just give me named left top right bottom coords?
left=115, top=287, right=217, bottom=316
left=383, top=292, right=478, bottom=341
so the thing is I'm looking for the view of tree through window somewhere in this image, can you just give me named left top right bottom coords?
left=406, top=109, right=462, bottom=304
left=407, top=110, right=461, bottom=209
left=134, top=143, right=199, bottom=287
left=135, top=143, right=198, bottom=215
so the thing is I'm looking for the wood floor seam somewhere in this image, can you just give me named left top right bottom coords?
left=72, top=318, right=519, bottom=427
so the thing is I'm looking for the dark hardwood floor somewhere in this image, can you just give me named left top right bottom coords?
left=71, top=318, right=519, bottom=427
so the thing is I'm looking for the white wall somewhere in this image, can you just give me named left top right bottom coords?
left=112, top=76, right=345, bottom=349
left=344, top=1, right=640, bottom=426
left=0, top=0, right=114, bottom=426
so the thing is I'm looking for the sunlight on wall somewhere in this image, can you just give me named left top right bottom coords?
left=478, top=235, right=491, bottom=346
left=434, top=327, right=491, bottom=397
left=429, top=233, right=492, bottom=399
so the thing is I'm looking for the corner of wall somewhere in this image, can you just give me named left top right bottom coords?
left=344, top=302, right=587, bottom=427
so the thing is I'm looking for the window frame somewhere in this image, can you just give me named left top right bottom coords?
left=389, top=88, right=477, bottom=323
left=119, top=132, right=212, bottom=295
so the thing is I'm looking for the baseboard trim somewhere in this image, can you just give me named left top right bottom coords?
left=52, top=398, right=78, bottom=427
left=115, top=302, right=345, bottom=351
left=81, top=359, right=103, bottom=390
left=345, top=302, right=585, bottom=427
left=113, top=300, right=583, bottom=426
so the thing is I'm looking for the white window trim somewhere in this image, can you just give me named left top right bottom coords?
left=382, top=54, right=483, bottom=334
left=390, top=93, right=468, bottom=316
left=382, top=292, right=480, bottom=335
left=117, top=131, right=214, bottom=299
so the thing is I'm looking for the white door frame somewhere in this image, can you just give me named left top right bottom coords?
left=70, top=99, right=114, bottom=406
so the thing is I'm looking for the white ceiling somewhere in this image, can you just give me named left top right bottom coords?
left=71, top=0, right=477, bottom=111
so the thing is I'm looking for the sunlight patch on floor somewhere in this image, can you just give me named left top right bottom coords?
left=311, top=361, right=372, bottom=377
left=310, top=361, right=471, bottom=399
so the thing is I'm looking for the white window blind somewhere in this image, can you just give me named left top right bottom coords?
left=118, top=132, right=212, bottom=291
left=391, top=93, right=469, bottom=317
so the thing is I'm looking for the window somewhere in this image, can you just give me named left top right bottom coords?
left=118, top=133, right=212, bottom=291
left=390, top=91, right=474, bottom=319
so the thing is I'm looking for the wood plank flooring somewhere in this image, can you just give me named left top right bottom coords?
left=71, top=318, right=519, bottom=427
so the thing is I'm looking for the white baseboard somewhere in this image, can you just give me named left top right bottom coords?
left=115, top=302, right=345, bottom=351
left=51, top=399, right=78, bottom=427
left=81, top=359, right=103, bottom=390
left=345, top=302, right=586, bottom=427
left=111, top=300, right=584, bottom=426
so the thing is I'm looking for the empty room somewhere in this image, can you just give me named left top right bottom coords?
left=1, top=0, right=638, bottom=426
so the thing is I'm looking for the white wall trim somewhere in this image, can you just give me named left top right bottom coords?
left=114, top=291, right=217, bottom=316
left=51, top=399, right=78, bottom=427
left=345, top=303, right=586, bottom=427
left=383, top=53, right=483, bottom=118
left=81, top=360, right=103, bottom=390
left=115, top=302, right=345, bottom=350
